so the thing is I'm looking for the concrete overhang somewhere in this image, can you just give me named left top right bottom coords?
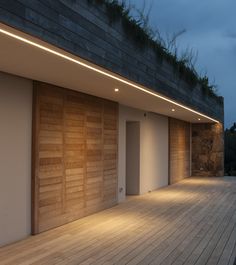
left=0, top=23, right=218, bottom=123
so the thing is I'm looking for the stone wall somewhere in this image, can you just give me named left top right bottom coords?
left=192, top=123, right=224, bottom=177
left=0, top=0, right=224, bottom=122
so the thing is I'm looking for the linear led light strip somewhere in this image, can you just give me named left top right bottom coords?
left=0, top=27, right=219, bottom=123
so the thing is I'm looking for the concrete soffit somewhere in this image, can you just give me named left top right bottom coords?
left=0, top=23, right=219, bottom=124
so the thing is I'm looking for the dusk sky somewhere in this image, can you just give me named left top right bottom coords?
left=130, top=0, right=235, bottom=128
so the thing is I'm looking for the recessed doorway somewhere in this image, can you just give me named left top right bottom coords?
left=126, top=121, right=140, bottom=195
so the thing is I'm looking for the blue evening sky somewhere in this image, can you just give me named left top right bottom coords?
left=129, top=0, right=236, bottom=127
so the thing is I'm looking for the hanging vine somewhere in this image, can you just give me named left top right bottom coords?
left=87, top=0, right=223, bottom=105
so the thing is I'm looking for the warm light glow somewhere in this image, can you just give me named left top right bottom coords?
left=114, top=88, right=119, bottom=92
left=0, top=26, right=219, bottom=123
left=198, top=118, right=201, bottom=121
left=171, top=108, right=175, bottom=112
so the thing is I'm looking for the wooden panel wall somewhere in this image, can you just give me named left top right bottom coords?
left=32, top=82, right=118, bottom=234
left=169, top=118, right=191, bottom=184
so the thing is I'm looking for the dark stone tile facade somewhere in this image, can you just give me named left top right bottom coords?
left=0, top=0, right=224, bottom=122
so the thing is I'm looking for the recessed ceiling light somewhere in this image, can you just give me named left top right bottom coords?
left=171, top=108, right=175, bottom=112
left=0, top=26, right=219, bottom=123
left=114, top=88, right=119, bottom=92
left=198, top=118, right=201, bottom=121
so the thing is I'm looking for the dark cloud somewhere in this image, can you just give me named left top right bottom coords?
left=130, top=0, right=236, bottom=127
left=224, top=32, right=236, bottom=39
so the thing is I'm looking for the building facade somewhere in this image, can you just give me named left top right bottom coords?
left=0, top=0, right=224, bottom=246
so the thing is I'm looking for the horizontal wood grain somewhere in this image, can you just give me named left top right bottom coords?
left=32, top=81, right=118, bottom=234
left=169, top=118, right=191, bottom=185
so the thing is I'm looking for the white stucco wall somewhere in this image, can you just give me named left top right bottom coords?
left=118, top=105, right=169, bottom=202
left=126, top=121, right=140, bottom=195
left=0, top=73, right=169, bottom=245
left=0, top=72, right=32, bottom=247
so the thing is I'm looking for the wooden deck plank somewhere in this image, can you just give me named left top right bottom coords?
left=95, top=184, right=207, bottom=265
left=97, top=202, right=201, bottom=264
left=156, top=191, right=233, bottom=265
left=122, top=188, right=225, bottom=265
left=217, top=224, right=236, bottom=265
left=206, top=212, right=236, bottom=265
left=138, top=187, right=232, bottom=265
left=228, top=244, right=236, bottom=265
left=0, top=177, right=236, bottom=265
left=0, top=181, right=194, bottom=264
left=170, top=193, right=234, bottom=265
left=194, top=198, right=236, bottom=265
left=54, top=181, right=203, bottom=265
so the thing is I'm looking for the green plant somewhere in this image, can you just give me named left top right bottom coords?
left=87, top=0, right=223, bottom=104
left=225, top=124, right=236, bottom=176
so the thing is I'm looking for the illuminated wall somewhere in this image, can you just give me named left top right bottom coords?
left=192, top=123, right=224, bottom=177
left=0, top=72, right=32, bottom=246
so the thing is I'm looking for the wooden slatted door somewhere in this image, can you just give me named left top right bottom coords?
left=169, top=118, right=191, bottom=185
left=32, top=82, right=118, bottom=234
left=103, top=102, right=118, bottom=203
left=85, top=97, right=104, bottom=214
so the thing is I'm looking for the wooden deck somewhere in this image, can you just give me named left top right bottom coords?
left=1, top=177, right=236, bottom=265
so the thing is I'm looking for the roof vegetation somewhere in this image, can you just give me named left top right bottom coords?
left=87, top=0, right=223, bottom=105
